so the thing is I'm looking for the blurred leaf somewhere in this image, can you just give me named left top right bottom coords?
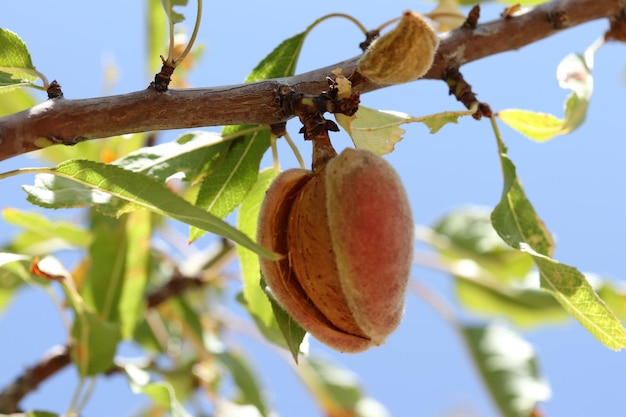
left=80, top=214, right=127, bottom=322
left=597, top=280, right=626, bottom=323
left=35, top=134, right=146, bottom=166
left=119, top=210, right=151, bottom=338
left=0, top=86, right=35, bottom=116
left=125, top=364, right=193, bottom=417
left=160, top=0, right=187, bottom=25
left=428, top=0, right=465, bottom=31
left=298, top=357, right=389, bottom=417
left=22, top=160, right=277, bottom=259
left=0, top=252, right=32, bottom=313
left=3, top=207, right=91, bottom=249
left=491, top=136, right=626, bottom=350
left=190, top=128, right=270, bottom=241
left=71, top=308, right=121, bottom=377
left=462, top=323, right=550, bottom=417
left=26, top=411, right=60, bottom=417
left=336, top=107, right=408, bottom=156
left=169, top=295, right=203, bottom=341
left=456, top=278, right=568, bottom=327
left=0, top=28, right=39, bottom=90
left=216, top=351, right=268, bottom=416
left=432, top=206, right=534, bottom=281
left=498, top=52, right=592, bottom=142
left=148, top=0, right=168, bottom=74
left=113, top=131, right=226, bottom=183
left=237, top=169, right=294, bottom=349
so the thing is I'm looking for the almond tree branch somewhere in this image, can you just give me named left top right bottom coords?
left=0, top=0, right=623, bottom=162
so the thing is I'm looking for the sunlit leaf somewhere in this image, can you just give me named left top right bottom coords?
left=22, top=160, right=277, bottom=259
left=0, top=252, right=32, bottom=313
left=0, top=86, right=35, bottom=115
left=498, top=51, right=593, bottom=142
left=462, top=323, right=551, bottom=417
left=0, top=28, right=39, bottom=90
left=491, top=135, right=626, bottom=350
left=456, top=278, right=568, bottom=327
left=113, top=131, right=226, bottom=183
left=2, top=207, right=91, bottom=249
left=125, top=364, right=193, bottom=417
left=118, top=210, right=151, bottom=339
left=71, top=308, right=121, bottom=377
left=432, top=206, right=534, bottom=281
left=336, top=107, right=409, bottom=155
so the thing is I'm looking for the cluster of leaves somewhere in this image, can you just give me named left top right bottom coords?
left=1, top=1, right=626, bottom=417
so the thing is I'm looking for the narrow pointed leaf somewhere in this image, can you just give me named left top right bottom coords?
left=80, top=214, right=127, bottom=322
left=491, top=136, right=626, bottom=350
left=22, top=160, right=277, bottom=259
left=237, top=168, right=291, bottom=348
left=462, top=323, right=550, bottom=417
left=245, top=32, right=306, bottom=82
left=216, top=351, right=269, bottom=416
left=3, top=208, right=90, bottom=249
left=71, top=309, right=121, bottom=377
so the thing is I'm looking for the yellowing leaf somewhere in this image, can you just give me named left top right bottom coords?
left=497, top=109, right=564, bottom=143
left=498, top=50, right=594, bottom=142
left=335, top=106, right=410, bottom=155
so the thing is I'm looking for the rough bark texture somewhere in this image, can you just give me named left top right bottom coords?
left=0, top=0, right=623, bottom=161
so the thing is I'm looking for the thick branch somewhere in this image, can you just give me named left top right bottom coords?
left=0, top=0, right=623, bottom=163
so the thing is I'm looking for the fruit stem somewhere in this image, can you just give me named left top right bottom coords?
left=311, top=133, right=337, bottom=173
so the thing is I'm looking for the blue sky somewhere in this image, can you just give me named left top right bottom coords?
left=1, top=1, right=626, bottom=416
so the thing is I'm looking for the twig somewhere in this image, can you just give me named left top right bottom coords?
left=0, top=0, right=622, bottom=161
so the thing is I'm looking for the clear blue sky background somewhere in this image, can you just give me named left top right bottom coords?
left=1, top=1, right=625, bottom=416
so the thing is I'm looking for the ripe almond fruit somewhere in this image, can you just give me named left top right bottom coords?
left=257, top=148, right=413, bottom=352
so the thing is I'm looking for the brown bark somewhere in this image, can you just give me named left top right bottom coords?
left=0, top=0, right=623, bottom=162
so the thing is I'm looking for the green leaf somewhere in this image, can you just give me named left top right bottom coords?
left=125, top=364, right=193, bottom=417
left=0, top=87, right=35, bottom=116
left=160, top=0, right=187, bottom=25
left=216, top=351, right=269, bottom=416
left=461, top=323, right=550, bottom=417
left=297, top=357, right=389, bottom=417
left=335, top=107, right=409, bottom=156
left=118, top=210, right=151, bottom=339
left=148, top=0, right=168, bottom=74
left=190, top=128, right=270, bottom=240
left=113, top=131, right=226, bottom=183
left=26, top=411, right=60, bottom=417
left=497, top=109, right=564, bottom=142
left=491, top=142, right=554, bottom=257
left=71, top=308, right=122, bottom=377
left=531, top=250, right=626, bottom=350
left=498, top=52, right=592, bottom=142
left=0, top=28, right=38, bottom=90
left=79, top=214, right=127, bottom=322
left=245, top=32, right=306, bottom=82
left=22, top=160, right=277, bottom=259
left=456, top=278, right=568, bottom=327
left=0, top=252, right=32, bottom=313
left=2, top=207, right=91, bottom=249
left=265, top=283, right=306, bottom=362
left=491, top=136, right=626, bottom=350
left=432, top=206, right=534, bottom=281
left=236, top=169, right=292, bottom=347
